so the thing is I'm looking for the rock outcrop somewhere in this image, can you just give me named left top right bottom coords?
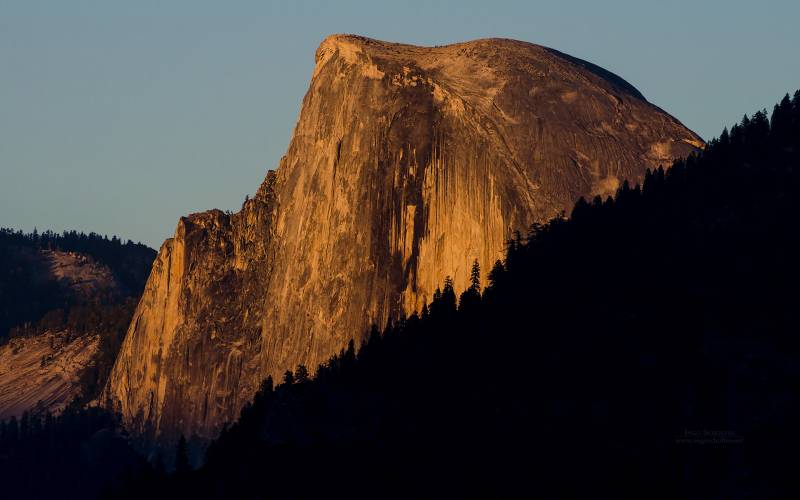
left=105, top=35, right=703, bottom=441
left=0, top=249, right=129, bottom=418
left=0, top=331, right=100, bottom=420
left=43, top=249, right=122, bottom=300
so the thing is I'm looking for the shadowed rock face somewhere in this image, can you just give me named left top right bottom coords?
left=105, top=35, right=703, bottom=441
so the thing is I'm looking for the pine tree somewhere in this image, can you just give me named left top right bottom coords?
left=440, top=276, right=457, bottom=313
left=443, top=275, right=454, bottom=290
left=259, top=376, right=274, bottom=395
left=487, top=260, right=505, bottom=290
left=343, top=339, right=356, bottom=367
left=459, top=260, right=483, bottom=312
left=771, top=94, right=793, bottom=147
left=469, top=259, right=481, bottom=293
left=294, top=365, right=309, bottom=383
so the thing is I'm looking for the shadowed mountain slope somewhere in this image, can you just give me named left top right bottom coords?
left=0, top=229, right=156, bottom=417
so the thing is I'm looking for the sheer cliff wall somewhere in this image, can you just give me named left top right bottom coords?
left=106, top=35, right=703, bottom=440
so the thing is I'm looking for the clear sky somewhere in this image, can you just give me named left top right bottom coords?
left=2, top=0, right=798, bottom=249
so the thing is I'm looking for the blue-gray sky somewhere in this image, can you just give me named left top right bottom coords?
left=2, top=0, right=798, bottom=249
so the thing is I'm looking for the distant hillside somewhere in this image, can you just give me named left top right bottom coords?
left=0, top=229, right=155, bottom=340
left=105, top=91, right=798, bottom=499
left=0, top=229, right=156, bottom=417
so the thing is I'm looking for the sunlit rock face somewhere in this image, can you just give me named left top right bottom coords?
left=105, top=35, right=702, bottom=441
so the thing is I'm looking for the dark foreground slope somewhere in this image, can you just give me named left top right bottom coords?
left=106, top=93, right=800, bottom=499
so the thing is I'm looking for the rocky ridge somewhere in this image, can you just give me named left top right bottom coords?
left=106, top=35, right=702, bottom=441
left=0, top=331, right=100, bottom=420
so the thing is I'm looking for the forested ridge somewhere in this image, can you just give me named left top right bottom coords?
left=0, top=229, right=156, bottom=405
left=0, top=406, right=143, bottom=500
left=0, top=228, right=155, bottom=299
left=3, top=91, right=799, bottom=499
